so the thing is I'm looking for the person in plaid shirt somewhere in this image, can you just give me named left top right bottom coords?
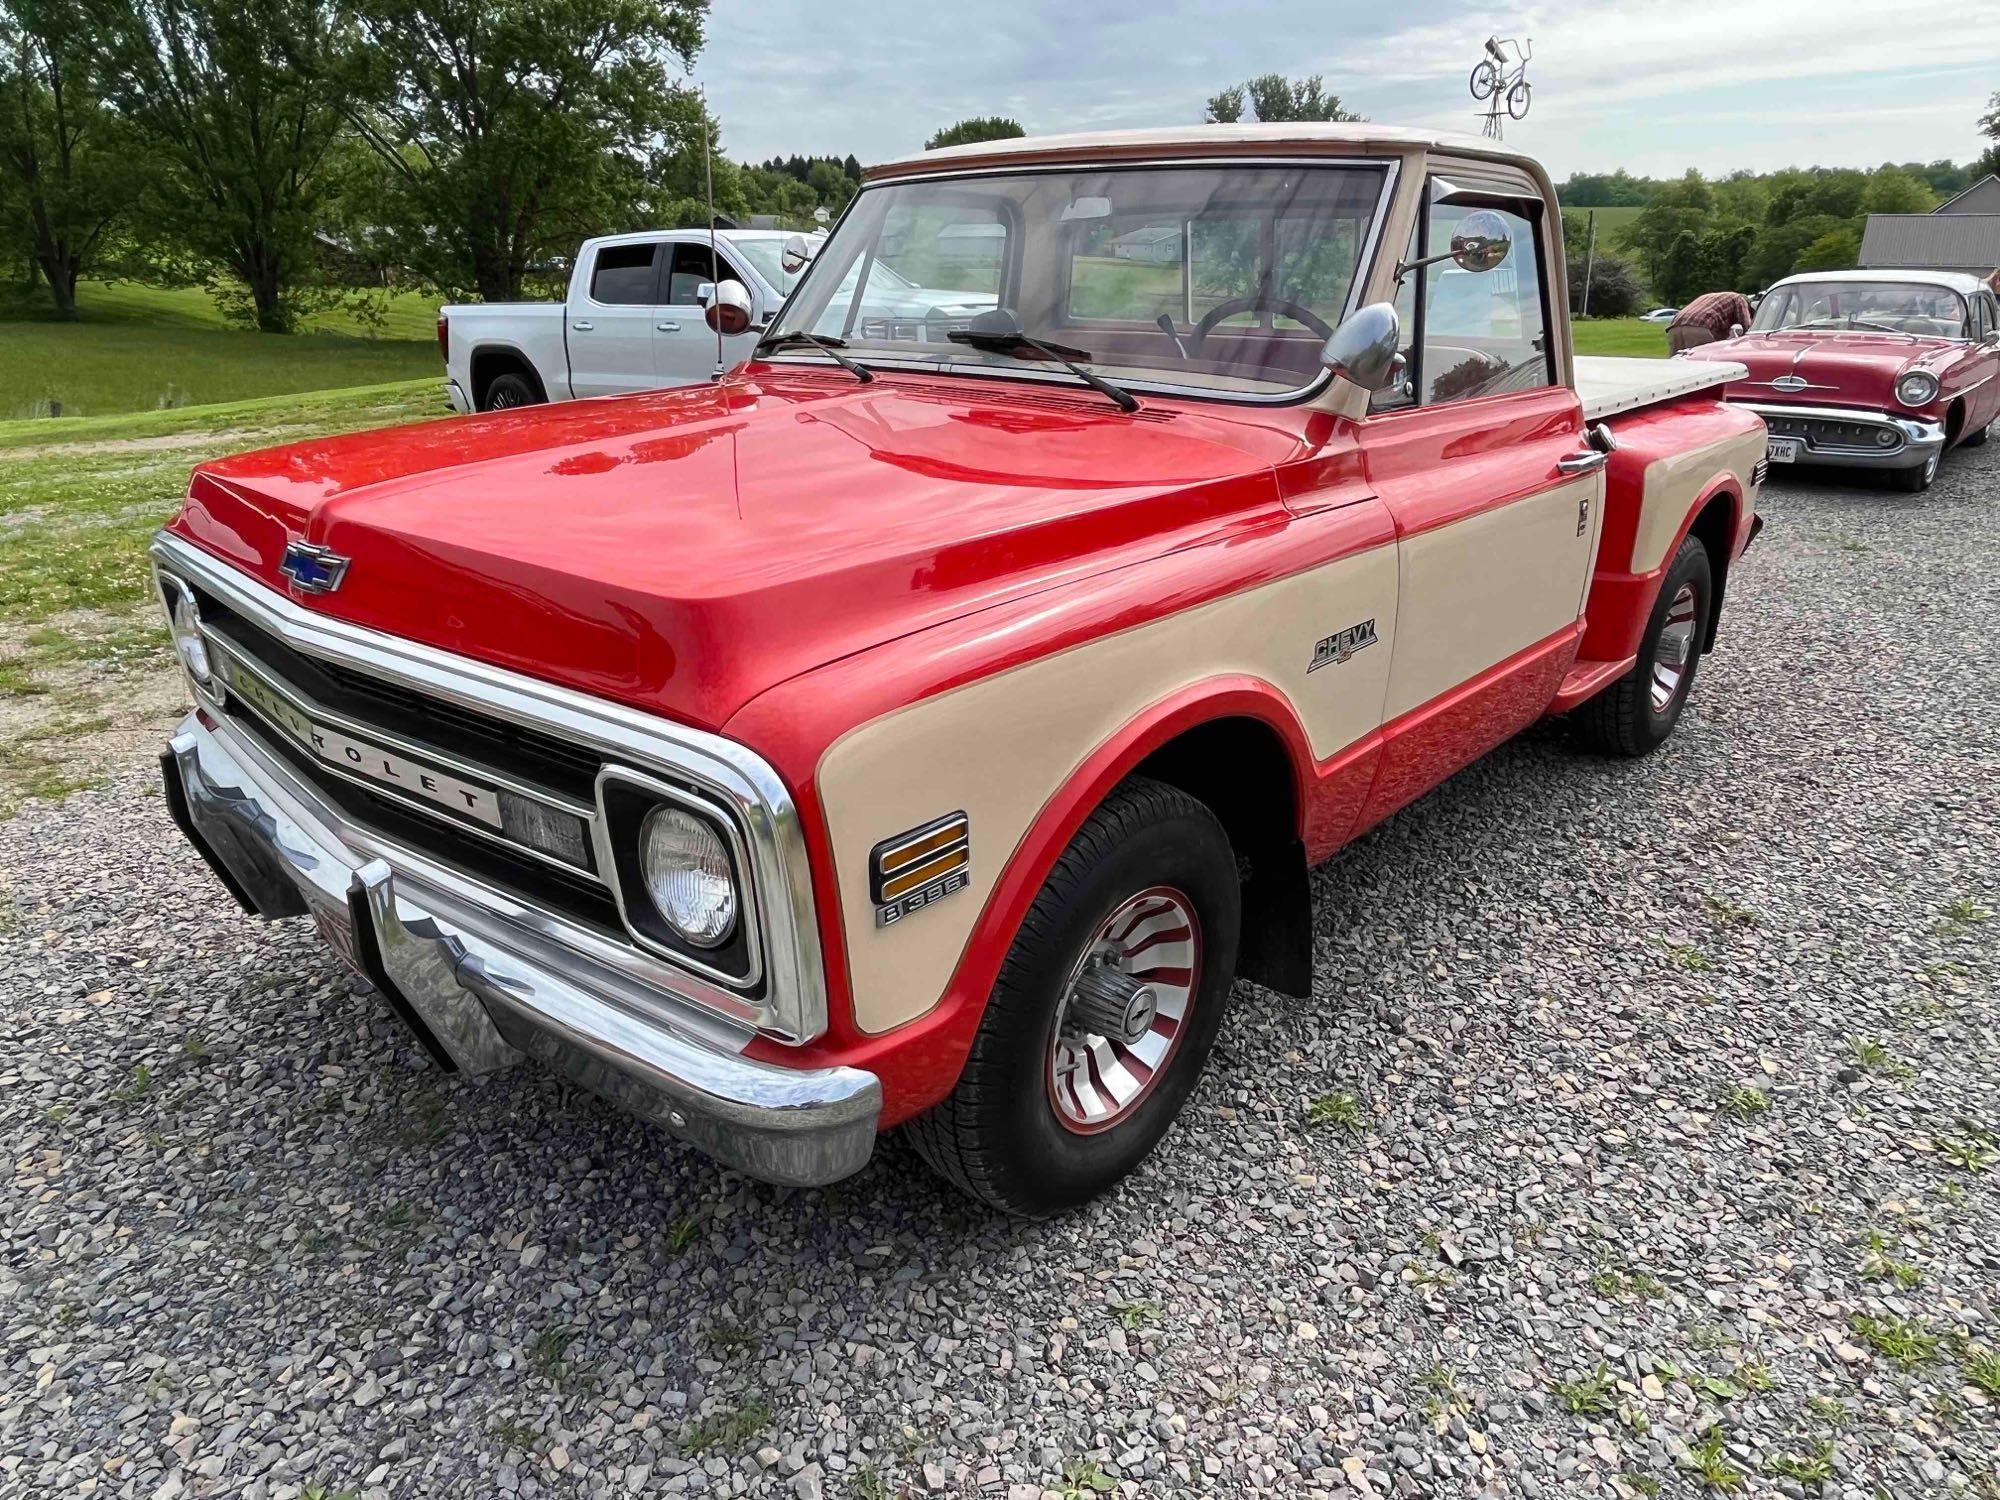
left=1667, top=291, right=1754, bottom=353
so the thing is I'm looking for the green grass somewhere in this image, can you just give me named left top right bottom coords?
left=1572, top=318, right=1669, bottom=358
left=1, top=280, right=441, bottom=419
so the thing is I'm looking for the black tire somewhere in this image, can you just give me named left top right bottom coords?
left=1961, top=420, right=1989, bottom=448
left=1573, top=534, right=1712, bottom=757
left=481, top=371, right=542, bottom=412
left=1887, top=450, right=1939, bottom=492
left=905, top=777, right=1241, bottom=1217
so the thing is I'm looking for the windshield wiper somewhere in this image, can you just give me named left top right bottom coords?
left=947, top=311, right=1140, bottom=413
left=756, top=331, right=874, bottom=384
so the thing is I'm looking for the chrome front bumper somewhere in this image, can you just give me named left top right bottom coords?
left=160, top=712, right=881, bottom=1186
left=1743, top=402, right=1946, bottom=472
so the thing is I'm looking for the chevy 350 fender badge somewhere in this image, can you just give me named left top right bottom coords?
left=871, top=813, right=970, bottom=927
left=1308, top=619, right=1378, bottom=673
left=279, top=541, right=350, bottom=594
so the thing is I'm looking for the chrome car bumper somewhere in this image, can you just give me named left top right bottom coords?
left=445, top=378, right=471, bottom=415
left=1742, top=402, right=1946, bottom=472
left=159, top=712, right=881, bottom=1186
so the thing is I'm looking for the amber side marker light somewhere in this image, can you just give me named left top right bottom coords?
left=870, top=813, right=971, bottom=926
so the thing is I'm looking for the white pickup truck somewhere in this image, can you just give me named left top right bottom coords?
left=438, top=229, right=818, bottom=413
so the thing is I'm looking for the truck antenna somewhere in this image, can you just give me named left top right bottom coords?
left=704, top=99, right=724, bottom=382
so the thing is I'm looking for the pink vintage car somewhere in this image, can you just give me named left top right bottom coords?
left=1682, top=269, right=2000, bottom=492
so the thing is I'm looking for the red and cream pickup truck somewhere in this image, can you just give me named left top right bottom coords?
left=153, top=126, right=1765, bottom=1215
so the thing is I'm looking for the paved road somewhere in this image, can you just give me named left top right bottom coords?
left=4, top=451, right=1997, bottom=1499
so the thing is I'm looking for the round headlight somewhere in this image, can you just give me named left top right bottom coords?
left=1895, top=371, right=1940, bottom=408
left=639, top=805, right=737, bottom=948
left=165, top=580, right=211, bottom=685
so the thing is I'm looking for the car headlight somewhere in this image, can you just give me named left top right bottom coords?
left=639, top=804, right=738, bottom=948
left=1895, top=371, right=1940, bottom=408
left=162, top=577, right=212, bottom=686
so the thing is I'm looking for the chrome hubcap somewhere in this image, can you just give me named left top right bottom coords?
left=1047, top=887, right=1201, bottom=1134
left=1651, top=582, right=1699, bottom=714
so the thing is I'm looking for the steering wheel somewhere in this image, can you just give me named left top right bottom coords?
left=1189, top=295, right=1334, bottom=349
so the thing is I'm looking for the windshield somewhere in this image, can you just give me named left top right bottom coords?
left=766, top=163, right=1390, bottom=398
left=731, top=235, right=826, bottom=297
left=1754, top=281, right=1968, bottom=338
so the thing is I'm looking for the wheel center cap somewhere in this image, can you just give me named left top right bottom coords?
left=1065, top=965, right=1160, bottom=1047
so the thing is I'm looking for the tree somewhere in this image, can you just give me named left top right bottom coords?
left=1861, top=166, right=1934, bottom=216
left=1564, top=232, right=1644, bottom=318
left=1204, top=73, right=1362, bottom=125
left=1794, top=227, right=1860, bottom=272
left=1620, top=170, right=1712, bottom=293
left=0, top=0, right=144, bottom=317
left=344, top=0, right=708, bottom=302
left=925, top=117, right=1024, bottom=151
left=88, top=0, right=353, bottom=331
left=1654, top=229, right=1706, bottom=306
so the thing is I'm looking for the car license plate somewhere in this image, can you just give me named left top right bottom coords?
left=1767, top=437, right=1802, bottom=464
left=312, top=903, right=367, bottom=980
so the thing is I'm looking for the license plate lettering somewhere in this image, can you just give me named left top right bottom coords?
left=1766, top=437, right=1801, bottom=463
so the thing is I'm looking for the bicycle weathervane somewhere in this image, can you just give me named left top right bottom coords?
left=1470, top=36, right=1532, bottom=138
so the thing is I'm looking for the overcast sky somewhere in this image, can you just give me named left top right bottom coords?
left=702, top=0, right=2000, bottom=180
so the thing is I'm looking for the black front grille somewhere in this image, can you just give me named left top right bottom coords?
left=1761, top=413, right=1901, bottom=453
left=191, top=584, right=602, bottom=802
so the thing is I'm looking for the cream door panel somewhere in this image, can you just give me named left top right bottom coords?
left=1384, top=476, right=1596, bottom=721
left=819, top=541, right=1399, bottom=1034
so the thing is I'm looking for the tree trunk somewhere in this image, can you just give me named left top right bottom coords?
left=244, top=244, right=288, bottom=332
left=471, top=240, right=517, bottom=302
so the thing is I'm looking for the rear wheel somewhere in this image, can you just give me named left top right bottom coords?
left=481, top=371, right=542, bottom=412
left=905, top=777, right=1240, bottom=1216
left=1887, top=450, right=1940, bottom=492
left=1573, top=534, right=1712, bottom=757
left=1469, top=60, right=1501, bottom=99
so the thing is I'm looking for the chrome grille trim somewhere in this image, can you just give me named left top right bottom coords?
left=150, top=531, right=829, bottom=1044
left=203, top=630, right=603, bottom=884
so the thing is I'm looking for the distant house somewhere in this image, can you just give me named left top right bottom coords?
left=1858, top=213, right=2000, bottom=277
left=1933, top=175, right=2000, bottom=215
left=1111, top=225, right=1183, bottom=264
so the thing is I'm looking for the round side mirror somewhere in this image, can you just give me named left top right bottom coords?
left=703, top=279, right=755, bottom=337
left=1320, top=301, right=1404, bottom=391
left=1728, top=322, right=1745, bottom=339
left=780, top=234, right=812, bottom=276
left=1449, top=210, right=1513, bottom=274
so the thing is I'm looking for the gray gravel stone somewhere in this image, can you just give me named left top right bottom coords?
left=3, top=458, right=1998, bottom=1497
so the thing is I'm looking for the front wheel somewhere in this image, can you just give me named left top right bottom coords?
left=1506, top=80, right=1533, bottom=119
left=905, top=777, right=1240, bottom=1216
left=1888, top=450, right=1940, bottom=492
left=1572, top=534, right=1712, bottom=756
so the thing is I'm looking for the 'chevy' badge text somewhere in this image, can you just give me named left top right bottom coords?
left=1308, top=619, right=1379, bottom=673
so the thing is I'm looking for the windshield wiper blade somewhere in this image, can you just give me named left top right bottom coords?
left=947, top=327, right=1140, bottom=414
left=756, top=331, right=874, bottom=383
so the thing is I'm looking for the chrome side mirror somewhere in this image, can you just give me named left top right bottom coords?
left=1448, top=209, right=1512, bottom=273
left=1728, top=322, right=1745, bottom=339
left=703, top=280, right=755, bottom=337
left=780, top=234, right=813, bottom=276
left=1321, top=301, right=1404, bottom=390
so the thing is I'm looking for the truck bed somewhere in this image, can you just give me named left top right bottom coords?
left=1574, top=355, right=1747, bottom=421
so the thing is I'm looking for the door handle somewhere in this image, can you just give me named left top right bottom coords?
left=656, top=322, right=680, bottom=332
left=571, top=320, right=594, bottom=332
left=1557, top=449, right=1609, bottom=475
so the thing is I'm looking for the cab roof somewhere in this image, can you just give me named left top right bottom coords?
left=867, top=123, right=1541, bottom=180
left=1770, top=267, right=1988, bottom=295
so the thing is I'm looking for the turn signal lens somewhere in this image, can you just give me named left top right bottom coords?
left=165, top=580, right=211, bottom=686
left=639, top=805, right=737, bottom=948
left=1894, top=371, right=1939, bottom=408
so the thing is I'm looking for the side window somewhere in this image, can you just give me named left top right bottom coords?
left=589, top=244, right=660, bottom=305
left=1373, top=193, right=1554, bottom=411
left=666, top=242, right=743, bottom=305
left=1419, top=201, right=1550, bottom=404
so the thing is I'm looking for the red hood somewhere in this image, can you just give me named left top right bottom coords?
left=172, top=368, right=1298, bottom=731
left=1684, top=330, right=1959, bottom=409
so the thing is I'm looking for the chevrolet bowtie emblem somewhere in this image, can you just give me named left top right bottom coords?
left=279, top=541, right=350, bottom=594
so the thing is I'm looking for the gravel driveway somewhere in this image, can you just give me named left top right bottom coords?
left=4, top=455, right=1997, bottom=1500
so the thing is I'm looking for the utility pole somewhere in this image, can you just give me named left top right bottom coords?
left=1580, top=210, right=1598, bottom=319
